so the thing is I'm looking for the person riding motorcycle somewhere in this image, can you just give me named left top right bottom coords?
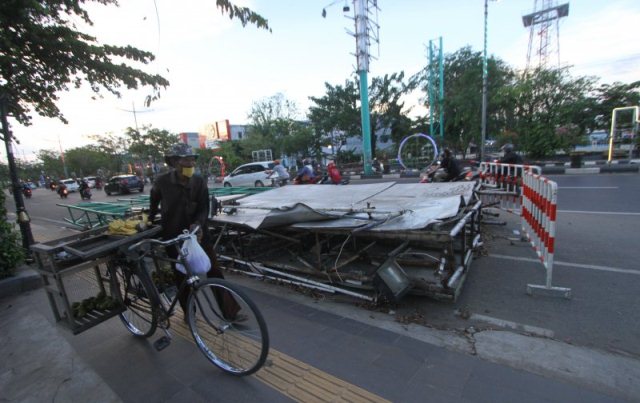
left=267, top=159, right=290, bottom=186
left=21, top=182, right=32, bottom=198
left=57, top=181, right=68, bottom=198
left=79, top=179, right=91, bottom=200
left=440, top=149, right=461, bottom=182
left=500, top=143, right=523, bottom=164
left=294, top=158, right=317, bottom=184
left=325, top=161, right=342, bottom=184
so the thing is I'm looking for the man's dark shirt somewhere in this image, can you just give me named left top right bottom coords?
left=149, top=170, right=210, bottom=243
left=441, top=156, right=461, bottom=181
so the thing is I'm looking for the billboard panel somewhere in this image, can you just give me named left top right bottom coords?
left=179, top=132, right=201, bottom=149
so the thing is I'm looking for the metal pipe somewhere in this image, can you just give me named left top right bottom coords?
left=219, top=255, right=375, bottom=301
left=449, top=201, right=482, bottom=237
left=472, top=234, right=482, bottom=249
left=447, top=265, right=464, bottom=289
left=224, top=267, right=338, bottom=295
left=437, top=255, right=446, bottom=277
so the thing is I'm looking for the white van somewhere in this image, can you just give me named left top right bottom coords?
left=223, top=161, right=275, bottom=187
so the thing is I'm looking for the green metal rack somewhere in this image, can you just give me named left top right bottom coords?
left=58, top=187, right=272, bottom=229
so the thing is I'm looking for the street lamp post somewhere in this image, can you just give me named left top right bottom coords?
left=480, top=0, right=490, bottom=163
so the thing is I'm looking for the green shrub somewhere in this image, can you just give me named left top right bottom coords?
left=0, top=183, right=24, bottom=279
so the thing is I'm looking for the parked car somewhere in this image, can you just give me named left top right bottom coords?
left=83, top=176, right=97, bottom=188
left=223, top=161, right=275, bottom=187
left=104, top=175, right=144, bottom=195
left=60, top=178, right=79, bottom=192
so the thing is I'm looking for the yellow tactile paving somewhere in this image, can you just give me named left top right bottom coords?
left=76, top=269, right=388, bottom=402
left=169, top=315, right=390, bottom=403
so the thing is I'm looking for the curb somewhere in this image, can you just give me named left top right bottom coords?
left=0, top=265, right=42, bottom=299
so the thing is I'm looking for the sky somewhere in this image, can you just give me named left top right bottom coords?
left=4, top=0, right=640, bottom=163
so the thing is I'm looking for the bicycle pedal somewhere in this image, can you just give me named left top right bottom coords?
left=153, top=336, right=171, bottom=351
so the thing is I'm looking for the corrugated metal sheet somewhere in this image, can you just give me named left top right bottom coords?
left=213, top=182, right=475, bottom=231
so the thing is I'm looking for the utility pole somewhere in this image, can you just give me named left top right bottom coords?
left=354, top=0, right=374, bottom=175
left=322, top=0, right=379, bottom=176
left=0, top=93, right=35, bottom=257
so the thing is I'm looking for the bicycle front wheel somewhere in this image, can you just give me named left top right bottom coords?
left=187, top=279, right=269, bottom=376
left=109, top=260, right=159, bottom=338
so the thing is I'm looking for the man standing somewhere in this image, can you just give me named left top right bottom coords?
left=149, top=143, right=239, bottom=319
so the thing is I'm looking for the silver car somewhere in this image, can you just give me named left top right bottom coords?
left=223, top=161, right=274, bottom=187
left=60, top=179, right=80, bottom=192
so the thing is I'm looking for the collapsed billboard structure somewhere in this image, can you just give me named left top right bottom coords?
left=210, top=182, right=482, bottom=302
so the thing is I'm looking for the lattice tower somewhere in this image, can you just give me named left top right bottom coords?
left=522, top=0, right=569, bottom=71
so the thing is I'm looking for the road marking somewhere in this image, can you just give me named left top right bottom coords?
left=488, top=253, right=639, bottom=276
left=464, top=313, right=554, bottom=338
left=558, top=186, right=618, bottom=189
left=558, top=210, right=640, bottom=216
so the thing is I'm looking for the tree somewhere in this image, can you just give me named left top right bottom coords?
left=125, top=126, right=178, bottom=162
left=245, top=93, right=314, bottom=159
left=0, top=0, right=270, bottom=270
left=0, top=182, right=24, bottom=279
left=63, top=145, right=115, bottom=178
left=589, top=81, right=640, bottom=132
left=0, top=0, right=269, bottom=125
left=308, top=80, right=360, bottom=154
left=308, top=73, right=412, bottom=159
left=500, top=68, right=595, bottom=157
left=411, top=47, right=515, bottom=158
left=369, top=72, right=414, bottom=155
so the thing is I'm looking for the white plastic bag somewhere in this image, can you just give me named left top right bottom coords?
left=175, top=234, right=211, bottom=275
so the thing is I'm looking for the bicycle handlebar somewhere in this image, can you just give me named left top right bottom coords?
left=127, top=225, right=200, bottom=252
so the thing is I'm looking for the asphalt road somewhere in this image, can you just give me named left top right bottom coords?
left=6, top=173, right=640, bottom=360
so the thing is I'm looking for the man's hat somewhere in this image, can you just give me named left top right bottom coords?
left=164, top=143, right=198, bottom=166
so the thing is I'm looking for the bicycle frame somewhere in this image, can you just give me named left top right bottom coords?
left=124, top=227, right=226, bottom=329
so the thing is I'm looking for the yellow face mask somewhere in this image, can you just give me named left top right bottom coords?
left=181, top=167, right=195, bottom=178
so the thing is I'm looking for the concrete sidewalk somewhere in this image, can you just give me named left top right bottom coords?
left=1, top=277, right=633, bottom=403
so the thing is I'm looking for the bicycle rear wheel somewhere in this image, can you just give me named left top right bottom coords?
left=187, top=279, right=269, bottom=376
left=108, top=260, right=159, bottom=338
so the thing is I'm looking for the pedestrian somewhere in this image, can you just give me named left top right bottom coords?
left=148, top=143, right=241, bottom=321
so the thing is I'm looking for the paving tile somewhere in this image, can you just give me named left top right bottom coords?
left=462, top=361, right=626, bottom=403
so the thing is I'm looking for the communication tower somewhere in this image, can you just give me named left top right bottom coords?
left=522, top=1, right=569, bottom=71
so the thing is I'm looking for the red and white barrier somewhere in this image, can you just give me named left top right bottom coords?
left=521, top=172, right=571, bottom=298
left=477, top=162, right=541, bottom=214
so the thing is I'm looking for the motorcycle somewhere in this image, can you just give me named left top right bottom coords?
left=80, top=187, right=92, bottom=200
left=22, top=187, right=32, bottom=199
left=420, top=163, right=479, bottom=184
left=57, top=186, right=68, bottom=199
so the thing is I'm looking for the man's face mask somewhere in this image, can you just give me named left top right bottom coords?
left=181, top=166, right=195, bottom=177
left=177, top=156, right=196, bottom=177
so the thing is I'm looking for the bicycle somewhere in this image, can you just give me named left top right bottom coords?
left=107, top=226, right=269, bottom=376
